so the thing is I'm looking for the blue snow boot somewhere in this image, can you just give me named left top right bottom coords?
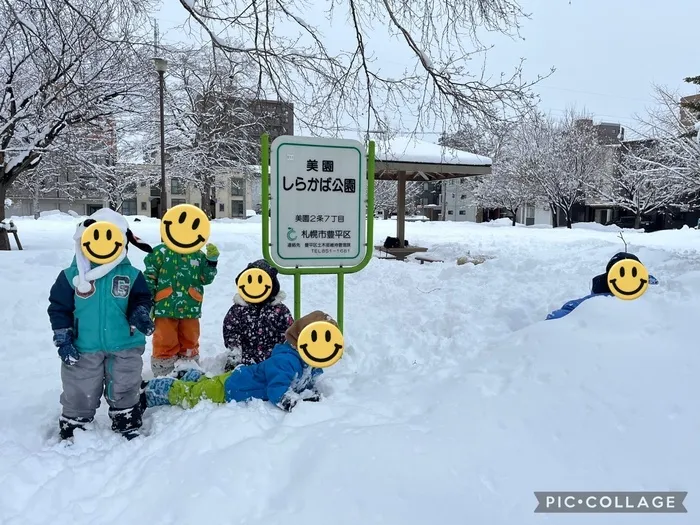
left=175, top=368, right=204, bottom=382
left=145, top=377, right=176, bottom=407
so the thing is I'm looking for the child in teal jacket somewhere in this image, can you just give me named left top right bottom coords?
left=48, top=208, right=154, bottom=441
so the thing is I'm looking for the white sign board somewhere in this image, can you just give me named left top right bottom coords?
left=269, top=135, right=367, bottom=268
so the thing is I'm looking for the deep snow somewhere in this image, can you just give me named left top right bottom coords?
left=0, top=213, right=697, bottom=525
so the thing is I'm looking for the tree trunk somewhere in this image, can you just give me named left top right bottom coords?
left=634, top=211, right=642, bottom=229
left=32, top=186, right=40, bottom=219
left=564, top=208, right=573, bottom=229
left=549, top=203, right=558, bottom=228
left=0, top=183, right=10, bottom=251
left=511, top=208, right=518, bottom=226
left=201, top=184, right=215, bottom=219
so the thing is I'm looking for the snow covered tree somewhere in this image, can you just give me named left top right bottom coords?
left=373, top=180, right=423, bottom=218
left=175, top=0, right=551, bottom=136
left=587, top=139, right=685, bottom=229
left=527, top=112, right=608, bottom=228
left=0, top=0, right=155, bottom=250
left=469, top=120, right=538, bottom=225
left=157, top=46, right=261, bottom=218
left=632, top=85, right=700, bottom=198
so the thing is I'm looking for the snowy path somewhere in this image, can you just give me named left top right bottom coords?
left=0, top=215, right=697, bottom=524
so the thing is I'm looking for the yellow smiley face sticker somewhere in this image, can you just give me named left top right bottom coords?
left=237, top=268, right=273, bottom=304
left=160, top=204, right=210, bottom=254
left=80, top=221, right=125, bottom=264
left=607, top=258, right=650, bottom=300
left=296, top=321, right=344, bottom=368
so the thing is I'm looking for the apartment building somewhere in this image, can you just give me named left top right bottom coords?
left=137, top=169, right=254, bottom=219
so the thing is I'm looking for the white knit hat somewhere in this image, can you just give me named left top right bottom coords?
left=72, top=208, right=134, bottom=293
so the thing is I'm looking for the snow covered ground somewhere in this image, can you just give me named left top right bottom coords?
left=0, top=213, right=697, bottom=525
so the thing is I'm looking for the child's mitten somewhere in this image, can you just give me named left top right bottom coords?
left=205, top=243, right=219, bottom=261
left=276, top=394, right=298, bottom=412
left=54, top=328, right=80, bottom=366
left=129, top=305, right=155, bottom=336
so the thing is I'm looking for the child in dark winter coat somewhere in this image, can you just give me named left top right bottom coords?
left=145, top=311, right=342, bottom=412
left=546, top=252, right=658, bottom=320
left=48, top=208, right=154, bottom=441
left=222, top=259, right=294, bottom=372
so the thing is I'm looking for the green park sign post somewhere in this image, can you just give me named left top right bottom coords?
left=261, top=133, right=376, bottom=332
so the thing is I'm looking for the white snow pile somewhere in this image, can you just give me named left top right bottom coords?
left=4, top=198, right=12, bottom=208
left=37, top=209, right=81, bottom=221
left=0, top=216, right=697, bottom=525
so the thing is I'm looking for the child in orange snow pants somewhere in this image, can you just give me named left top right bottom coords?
left=144, top=243, right=219, bottom=376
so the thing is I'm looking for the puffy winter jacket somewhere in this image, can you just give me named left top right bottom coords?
left=47, top=256, right=153, bottom=352
left=143, top=243, right=217, bottom=319
left=222, top=291, right=294, bottom=365
left=223, top=341, right=323, bottom=405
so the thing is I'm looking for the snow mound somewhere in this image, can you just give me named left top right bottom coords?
left=572, top=221, right=641, bottom=233
left=37, top=210, right=81, bottom=221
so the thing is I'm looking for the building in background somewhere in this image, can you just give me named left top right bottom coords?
left=680, top=94, right=700, bottom=127
left=138, top=168, right=252, bottom=218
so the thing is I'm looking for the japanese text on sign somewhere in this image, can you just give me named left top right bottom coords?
left=270, top=136, right=367, bottom=267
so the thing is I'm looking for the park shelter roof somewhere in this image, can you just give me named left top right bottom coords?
left=373, top=136, right=492, bottom=181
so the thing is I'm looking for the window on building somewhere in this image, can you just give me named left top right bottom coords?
left=171, top=198, right=186, bottom=206
left=121, top=199, right=137, bottom=216
left=525, top=204, right=535, bottom=226
left=459, top=210, right=466, bottom=215
left=231, top=200, right=244, bottom=217
left=171, top=178, right=185, bottom=195
left=140, top=181, right=147, bottom=187
left=460, top=194, right=467, bottom=199
left=451, top=193, right=455, bottom=198
left=219, top=203, right=225, bottom=212
left=231, top=180, right=244, bottom=196
left=448, top=210, right=454, bottom=215
left=141, top=202, right=147, bottom=211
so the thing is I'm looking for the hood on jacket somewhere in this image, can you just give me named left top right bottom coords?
left=591, top=252, right=641, bottom=294
left=71, top=208, right=152, bottom=293
left=234, top=259, right=281, bottom=305
left=285, top=310, right=338, bottom=348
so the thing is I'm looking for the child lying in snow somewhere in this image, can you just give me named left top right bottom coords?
left=144, top=310, right=342, bottom=412
left=546, top=252, right=658, bottom=320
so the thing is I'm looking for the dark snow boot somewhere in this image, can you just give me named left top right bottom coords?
left=139, top=381, right=149, bottom=413
left=109, top=403, right=143, bottom=441
left=59, top=415, right=93, bottom=440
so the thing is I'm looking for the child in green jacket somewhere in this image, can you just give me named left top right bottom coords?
left=144, top=241, right=219, bottom=376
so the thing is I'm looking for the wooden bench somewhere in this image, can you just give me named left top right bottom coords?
left=375, top=245, right=428, bottom=261
left=415, top=254, right=443, bottom=264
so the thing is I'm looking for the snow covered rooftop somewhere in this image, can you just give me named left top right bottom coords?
left=375, top=136, right=491, bottom=166
left=374, top=136, right=491, bottom=181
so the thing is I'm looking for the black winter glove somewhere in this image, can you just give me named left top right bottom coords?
left=54, top=328, right=80, bottom=366
left=276, top=395, right=298, bottom=412
left=129, top=305, right=155, bottom=336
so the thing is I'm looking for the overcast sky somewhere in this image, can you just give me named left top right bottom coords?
left=154, top=0, right=698, bottom=141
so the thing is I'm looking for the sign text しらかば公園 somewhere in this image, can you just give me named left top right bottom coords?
left=270, top=136, right=367, bottom=268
